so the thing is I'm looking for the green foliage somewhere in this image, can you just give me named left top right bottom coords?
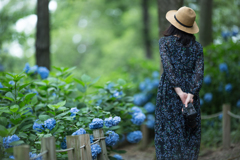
left=0, top=67, right=139, bottom=159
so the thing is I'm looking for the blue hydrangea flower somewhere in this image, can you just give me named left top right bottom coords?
left=152, top=71, right=159, bottom=78
left=72, top=128, right=86, bottom=136
left=44, top=118, right=56, bottom=131
left=130, top=106, right=142, bottom=115
left=96, top=99, right=102, bottom=106
left=237, top=99, right=240, bottom=108
left=133, top=93, right=148, bottom=106
left=107, top=82, right=115, bottom=90
left=139, top=81, right=146, bottom=91
left=112, top=116, right=121, bottom=126
left=152, top=79, right=159, bottom=88
left=0, top=82, right=3, bottom=88
left=225, top=83, right=232, bottom=92
left=90, top=135, right=94, bottom=143
left=105, top=130, right=119, bottom=146
left=3, top=134, right=20, bottom=149
left=218, top=113, right=223, bottom=120
left=23, top=63, right=30, bottom=73
left=104, top=117, right=113, bottom=128
left=127, top=131, right=142, bottom=143
left=29, top=152, right=42, bottom=160
left=146, top=114, right=155, bottom=129
left=91, top=144, right=101, bottom=159
left=70, top=107, right=79, bottom=117
left=6, top=123, right=12, bottom=129
left=204, top=93, right=213, bottom=103
left=144, top=102, right=155, bottom=113
left=9, top=155, right=14, bottom=159
left=113, top=90, right=123, bottom=97
left=52, top=93, right=56, bottom=96
left=203, top=75, right=211, bottom=85
left=9, top=81, right=15, bottom=85
left=29, top=65, right=38, bottom=74
left=38, top=67, right=49, bottom=79
left=219, top=63, right=228, bottom=72
left=200, top=99, right=204, bottom=106
left=113, top=154, right=123, bottom=160
left=60, top=137, right=67, bottom=149
left=131, top=112, right=146, bottom=125
left=89, top=118, right=104, bottom=129
left=33, top=119, right=44, bottom=132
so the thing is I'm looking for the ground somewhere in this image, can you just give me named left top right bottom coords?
left=115, top=142, right=240, bottom=160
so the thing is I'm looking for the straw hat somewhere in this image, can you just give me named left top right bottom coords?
left=166, top=6, right=199, bottom=34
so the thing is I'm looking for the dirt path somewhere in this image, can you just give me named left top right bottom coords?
left=115, top=143, right=240, bottom=160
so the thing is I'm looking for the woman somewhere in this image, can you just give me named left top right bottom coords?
left=154, top=6, right=204, bottom=160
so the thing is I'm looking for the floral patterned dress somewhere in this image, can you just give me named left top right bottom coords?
left=154, top=35, right=204, bottom=160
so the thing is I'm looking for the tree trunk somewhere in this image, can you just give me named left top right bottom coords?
left=35, top=0, right=51, bottom=70
left=199, top=0, right=213, bottom=47
left=142, top=0, right=152, bottom=59
left=157, top=0, right=184, bottom=38
left=157, top=0, right=183, bottom=75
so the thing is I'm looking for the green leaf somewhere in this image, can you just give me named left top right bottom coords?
left=81, top=74, right=91, bottom=83
left=31, top=96, right=38, bottom=106
left=47, top=104, right=55, bottom=110
left=19, top=83, right=31, bottom=91
left=5, top=92, right=15, bottom=100
left=77, top=84, right=87, bottom=93
left=90, top=76, right=100, bottom=85
left=0, top=107, right=11, bottom=115
left=0, top=88, right=11, bottom=92
left=10, top=105, right=19, bottom=113
left=35, top=103, right=45, bottom=111
left=39, top=115, right=51, bottom=121
left=109, top=126, right=120, bottom=130
left=117, top=79, right=126, bottom=85
left=25, top=93, right=36, bottom=100
left=20, top=124, right=32, bottom=131
left=9, top=140, right=24, bottom=146
left=34, top=81, right=47, bottom=86
left=10, top=117, right=22, bottom=125
left=0, top=125, right=8, bottom=137
left=8, top=125, right=19, bottom=135
left=74, top=78, right=85, bottom=86
left=112, top=149, right=127, bottom=154
left=0, top=117, right=7, bottom=126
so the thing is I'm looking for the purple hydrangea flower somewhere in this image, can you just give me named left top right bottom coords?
left=105, top=130, right=119, bottom=146
left=44, top=118, right=56, bottom=131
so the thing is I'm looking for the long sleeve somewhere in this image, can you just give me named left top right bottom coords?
left=159, top=38, right=181, bottom=89
left=188, top=43, right=204, bottom=96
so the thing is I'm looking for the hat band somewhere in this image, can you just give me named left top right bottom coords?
left=174, top=14, right=193, bottom=28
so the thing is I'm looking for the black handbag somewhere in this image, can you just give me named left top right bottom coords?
left=182, top=102, right=197, bottom=128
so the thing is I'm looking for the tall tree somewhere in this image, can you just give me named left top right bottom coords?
left=35, top=0, right=51, bottom=69
left=199, top=0, right=213, bottom=47
left=157, top=0, right=183, bottom=74
left=157, top=0, right=184, bottom=38
left=142, top=0, right=152, bottom=59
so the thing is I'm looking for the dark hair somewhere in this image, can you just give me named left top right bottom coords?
left=163, top=24, right=196, bottom=46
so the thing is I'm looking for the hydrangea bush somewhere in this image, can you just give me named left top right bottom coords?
left=0, top=65, right=143, bottom=159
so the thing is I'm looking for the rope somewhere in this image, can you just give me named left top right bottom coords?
left=56, top=147, right=74, bottom=153
left=201, top=112, right=222, bottom=119
left=80, top=145, right=85, bottom=149
left=91, top=137, right=106, bottom=145
left=30, top=150, right=48, bottom=160
left=228, top=111, right=240, bottom=119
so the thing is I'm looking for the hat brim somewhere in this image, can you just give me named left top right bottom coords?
left=166, top=10, right=199, bottom=34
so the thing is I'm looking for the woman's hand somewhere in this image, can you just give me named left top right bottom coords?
left=184, top=93, right=194, bottom=107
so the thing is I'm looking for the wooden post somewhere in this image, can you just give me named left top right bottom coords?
left=139, top=124, right=149, bottom=150
left=93, top=129, right=108, bottom=160
left=222, top=104, right=231, bottom=149
left=80, top=134, right=92, bottom=160
left=41, top=136, right=56, bottom=160
left=67, top=135, right=81, bottom=160
left=13, top=145, right=30, bottom=160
